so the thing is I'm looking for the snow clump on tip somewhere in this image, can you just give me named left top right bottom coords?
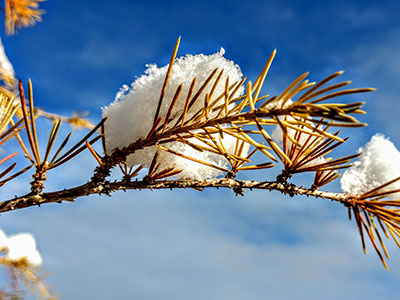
left=341, top=134, right=400, bottom=199
left=0, top=37, right=15, bottom=85
left=0, top=229, right=42, bottom=267
left=103, top=48, right=248, bottom=180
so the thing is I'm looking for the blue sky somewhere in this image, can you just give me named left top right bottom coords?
left=1, top=0, right=400, bottom=299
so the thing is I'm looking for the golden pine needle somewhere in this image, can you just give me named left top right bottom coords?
left=43, top=119, right=61, bottom=164
left=252, top=49, right=276, bottom=101
left=238, top=162, right=274, bottom=171
left=358, top=210, right=389, bottom=270
left=209, top=69, right=224, bottom=101
left=28, top=79, right=40, bottom=163
left=278, top=72, right=309, bottom=106
left=298, top=71, right=343, bottom=101
left=0, top=152, right=18, bottom=165
left=387, top=225, right=400, bottom=248
left=210, top=79, right=243, bottom=112
left=225, top=126, right=276, bottom=161
left=4, top=0, right=45, bottom=35
left=361, top=176, right=400, bottom=198
left=153, top=36, right=181, bottom=125
left=298, top=80, right=351, bottom=104
left=368, top=214, right=390, bottom=259
left=10, top=117, right=35, bottom=164
left=311, top=88, right=376, bottom=104
left=247, top=81, right=256, bottom=111
left=156, top=144, right=228, bottom=172
left=285, top=80, right=315, bottom=102
left=85, top=140, right=103, bottom=166
left=254, top=118, right=292, bottom=165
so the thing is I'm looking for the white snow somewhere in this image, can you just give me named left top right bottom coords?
left=341, top=134, right=400, bottom=198
left=0, top=37, right=15, bottom=86
left=103, top=49, right=248, bottom=179
left=0, top=229, right=42, bottom=267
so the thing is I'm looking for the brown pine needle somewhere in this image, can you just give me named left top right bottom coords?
left=153, top=168, right=182, bottom=180
left=19, top=80, right=40, bottom=165
left=53, top=118, right=106, bottom=165
left=101, top=121, right=107, bottom=154
left=187, top=68, right=219, bottom=112
left=176, top=77, right=196, bottom=127
left=145, top=116, right=162, bottom=142
left=204, top=93, right=210, bottom=121
left=162, top=84, right=182, bottom=133
left=0, top=164, right=32, bottom=186
left=148, top=151, right=160, bottom=177
left=222, top=76, right=230, bottom=116
left=130, top=165, right=144, bottom=178
left=49, top=132, right=72, bottom=167
left=0, top=162, right=17, bottom=179
left=52, top=135, right=101, bottom=168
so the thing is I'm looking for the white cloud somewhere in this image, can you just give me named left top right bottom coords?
left=2, top=189, right=398, bottom=299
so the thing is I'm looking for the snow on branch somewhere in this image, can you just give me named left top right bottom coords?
left=341, top=134, right=400, bottom=198
left=1, top=37, right=400, bottom=269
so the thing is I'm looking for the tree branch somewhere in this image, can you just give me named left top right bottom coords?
left=0, top=178, right=354, bottom=213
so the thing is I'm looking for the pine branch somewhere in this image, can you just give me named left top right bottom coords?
left=0, top=178, right=354, bottom=213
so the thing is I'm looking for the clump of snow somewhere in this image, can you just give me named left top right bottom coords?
left=128, top=133, right=249, bottom=179
left=0, top=229, right=42, bottom=267
left=341, top=134, right=400, bottom=198
left=103, top=49, right=247, bottom=179
left=0, top=37, right=15, bottom=86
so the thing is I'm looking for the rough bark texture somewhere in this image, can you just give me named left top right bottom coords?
left=0, top=178, right=354, bottom=213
